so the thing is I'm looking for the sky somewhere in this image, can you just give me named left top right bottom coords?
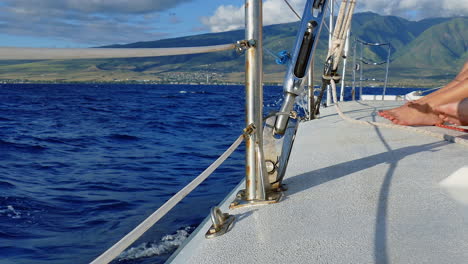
left=0, top=0, right=466, bottom=48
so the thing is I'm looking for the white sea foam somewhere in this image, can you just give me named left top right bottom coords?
left=295, top=89, right=308, bottom=113
left=179, top=91, right=187, bottom=94
left=118, top=226, right=193, bottom=261
left=0, top=205, right=22, bottom=219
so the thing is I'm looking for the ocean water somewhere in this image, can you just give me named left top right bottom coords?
left=0, top=83, right=421, bottom=264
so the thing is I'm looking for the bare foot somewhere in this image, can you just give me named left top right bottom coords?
left=435, top=98, right=468, bottom=126
left=378, top=100, right=417, bottom=120
left=385, top=103, right=443, bottom=126
left=379, top=104, right=410, bottom=121
left=379, top=106, right=402, bottom=119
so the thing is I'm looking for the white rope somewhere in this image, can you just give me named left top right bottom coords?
left=329, top=79, right=468, bottom=147
left=328, top=0, right=356, bottom=70
left=0, top=44, right=236, bottom=60
left=91, top=134, right=244, bottom=264
left=333, top=0, right=348, bottom=41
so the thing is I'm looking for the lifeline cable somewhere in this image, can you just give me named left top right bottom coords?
left=0, top=44, right=236, bottom=60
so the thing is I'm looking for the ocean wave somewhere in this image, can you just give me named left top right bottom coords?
left=118, top=226, right=193, bottom=261
left=160, top=95, right=182, bottom=99
left=0, top=139, right=47, bottom=152
left=35, top=136, right=89, bottom=146
left=12, top=135, right=94, bottom=149
left=0, top=181, right=15, bottom=189
left=0, top=205, right=22, bottom=219
left=82, top=96, right=111, bottom=102
left=0, top=84, right=246, bottom=264
left=31, top=162, right=70, bottom=171
left=178, top=90, right=212, bottom=95
left=75, top=182, right=156, bottom=193
left=199, top=122, right=229, bottom=128
left=108, top=134, right=140, bottom=141
left=85, top=106, right=113, bottom=113
left=92, top=200, right=133, bottom=212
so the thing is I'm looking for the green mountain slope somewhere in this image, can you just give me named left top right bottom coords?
left=393, top=17, right=468, bottom=69
left=0, top=12, right=465, bottom=87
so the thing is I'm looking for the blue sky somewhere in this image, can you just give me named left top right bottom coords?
left=0, top=0, right=245, bottom=47
left=0, top=0, right=465, bottom=48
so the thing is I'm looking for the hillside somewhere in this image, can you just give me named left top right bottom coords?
left=0, top=12, right=466, bottom=87
left=392, top=17, right=468, bottom=68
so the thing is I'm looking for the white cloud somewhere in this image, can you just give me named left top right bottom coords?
left=202, top=0, right=305, bottom=32
left=1, top=0, right=466, bottom=46
left=202, top=0, right=468, bottom=33
left=0, top=0, right=194, bottom=46
left=3, top=0, right=193, bottom=14
left=358, top=0, right=468, bottom=19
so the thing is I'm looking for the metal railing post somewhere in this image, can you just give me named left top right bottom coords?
left=307, top=61, right=315, bottom=120
left=326, top=0, right=334, bottom=106
left=382, top=45, right=391, bottom=100
left=231, top=0, right=282, bottom=209
left=244, top=0, right=269, bottom=201
left=351, top=38, right=356, bottom=101
left=339, top=29, right=350, bottom=101
left=359, top=41, right=363, bottom=100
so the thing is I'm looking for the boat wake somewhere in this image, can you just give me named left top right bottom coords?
left=0, top=205, right=22, bottom=219
left=117, top=226, right=194, bottom=261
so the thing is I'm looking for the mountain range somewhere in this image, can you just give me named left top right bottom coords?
left=0, top=12, right=466, bottom=87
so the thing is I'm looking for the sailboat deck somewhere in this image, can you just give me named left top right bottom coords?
left=169, top=101, right=468, bottom=264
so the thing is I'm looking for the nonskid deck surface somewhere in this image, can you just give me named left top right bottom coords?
left=169, top=101, right=468, bottom=264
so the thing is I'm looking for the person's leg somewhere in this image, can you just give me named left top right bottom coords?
left=423, top=78, right=468, bottom=108
left=415, top=63, right=468, bottom=104
left=436, top=98, right=468, bottom=126
left=388, top=78, right=468, bottom=126
left=379, top=61, right=468, bottom=121
left=378, top=79, right=460, bottom=120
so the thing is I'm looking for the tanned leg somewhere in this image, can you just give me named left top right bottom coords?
left=415, top=63, right=468, bottom=104
left=436, top=98, right=468, bottom=126
left=379, top=61, right=468, bottom=124
left=389, top=78, right=468, bottom=126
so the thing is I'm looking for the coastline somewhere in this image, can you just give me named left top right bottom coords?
left=0, top=78, right=451, bottom=88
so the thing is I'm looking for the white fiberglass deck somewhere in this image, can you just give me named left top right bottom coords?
left=169, top=101, right=468, bottom=264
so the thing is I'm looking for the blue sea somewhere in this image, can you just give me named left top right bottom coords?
left=0, top=83, right=423, bottom=264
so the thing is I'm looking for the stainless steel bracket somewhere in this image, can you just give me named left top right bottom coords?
left=235, top=39, right=257, bottom=54
left=263, top=114, right=298, bottom=189
left=229, top=189, right=282, bottom=209
left=243, top=123, right=257, bottom=138
left=205, top=207, right=235, bottom=239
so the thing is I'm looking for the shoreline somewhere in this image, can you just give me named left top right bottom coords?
left=0, top=79, right=447, bottom=89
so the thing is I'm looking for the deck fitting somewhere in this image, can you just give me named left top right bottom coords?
left=205, top=207, right=235, bottom=239
left=229, top=189, right=282, bottom=209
